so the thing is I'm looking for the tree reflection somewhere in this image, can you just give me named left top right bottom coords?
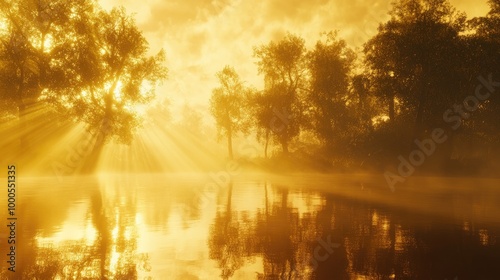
left=88, top=175, right=148, bottom=279
left=205, top=182, right=500, bottom=279
left=0, top=176, right=149, bottom=279
left=254, top=184, right=301, bottom=279
left=310, top=194, right=349, bottom=280
left=4, top=179, right=500, bottom=279
left=208, top=182, right=246, bottom=279
left=0, top=178, right=88, bottom=279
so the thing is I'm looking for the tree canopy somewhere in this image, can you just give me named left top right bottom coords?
left=210, top=66, right=250, bottom=159
left=0, top=0, right=167, bottom=172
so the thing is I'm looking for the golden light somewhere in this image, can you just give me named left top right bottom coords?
left=41, top=34, right=54, bottom=52
left=113, top=80, right=124, bottom=102
left=0, top=18, right=7, bottom=36
left=1, top=1, right=499, bottom=279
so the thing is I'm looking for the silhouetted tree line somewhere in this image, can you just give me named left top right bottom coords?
left=210, top=0, right=500, bottom=173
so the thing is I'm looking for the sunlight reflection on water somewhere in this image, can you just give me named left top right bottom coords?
left=1, top=174, right=499, bottom=279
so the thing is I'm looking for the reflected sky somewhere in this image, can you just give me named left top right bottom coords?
left=1, top=174, right=500, bottom=279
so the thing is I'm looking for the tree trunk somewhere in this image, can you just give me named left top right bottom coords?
left=227, top=131, right=233, bottom=160
left=90, top=187, right=110, bottom=280
left=80, top=96, right=113, bottom=174
left=281, top=140, right=289, bottom=155
left=264, top=129, right=270, bottom=159
left=80, top=115, right=111, bottom=174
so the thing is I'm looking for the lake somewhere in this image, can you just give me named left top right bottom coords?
left=1, top=173, right=499, bottom=279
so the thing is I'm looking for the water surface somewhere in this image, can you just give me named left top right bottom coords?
left=1, top=174, right=499, bottom=279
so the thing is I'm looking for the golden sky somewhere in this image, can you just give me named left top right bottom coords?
left=99, top=0, right=489, bottom=120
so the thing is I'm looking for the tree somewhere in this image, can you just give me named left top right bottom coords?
left=253, top=33, right=308, bottom=155
left=363, top=28, right=399, bottom=123
left=249, top=89, right=274, bottom=158
left=0, top=0, right=90, bottom=153
left=209, top=66, right=249, bottom=159
left=307, top=32, right=355, bottom=154
left=364, top=0, right=467, bottom=140
left=48, top=6, right=166, bottom=172
left=462, top=0, right=500, bottom=160
left=470, top=0, right=500, bottom=43
left=0, top=1, right=167, bottom=172
left=351, top=73, right=379, bottom=132
left=208, top=183, right=246, bottom=279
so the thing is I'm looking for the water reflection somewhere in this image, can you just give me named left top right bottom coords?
left=209, top=183, right=247, bottom=279
left=1, top=175, right=500, bottom=279
left=8, top=177, right=147, bottom=279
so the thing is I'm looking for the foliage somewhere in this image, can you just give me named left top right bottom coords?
left=307, top=32, right=356, bottom=154
left=253, top=33, right=308, bottom=154
left=364, top=0, right=467, bottom=133
left=51, top=6, right=166, bottom=144
left=209, top=66, right=251, bottom=159
left=0, top=1, right=167, bottom=146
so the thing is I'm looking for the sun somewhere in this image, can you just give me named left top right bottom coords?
left=42, top=34, right=54, bottom=52
left=0, top=18, right=7, bottom=36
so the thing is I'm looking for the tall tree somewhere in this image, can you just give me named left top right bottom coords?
left=0, top=1, right=167, bottom=172
left=351, top=73, right=378, bottom=132
left=49, top=6, right=166, bottom=172
left=463, top=0, right=500, bottom=158
left=253, top=33, right=307, bottom=155
left=307, top=32, right=355, bottom=154
left=364, top=0, right=467, bottom=138
left=209, top=66, right=249, bottom=160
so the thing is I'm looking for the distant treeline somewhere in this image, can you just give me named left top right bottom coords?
left=209, top=0, right=500, bottom=174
